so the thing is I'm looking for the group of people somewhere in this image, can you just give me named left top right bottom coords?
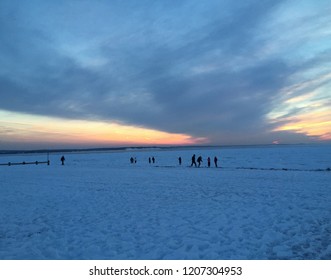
left=129, top=154, right=219, bottom=168
left=61, top=154, right=219, bottom=168
left=130, top=157, right=137, bottom=164
left=189, top=154, right=218, bottom=168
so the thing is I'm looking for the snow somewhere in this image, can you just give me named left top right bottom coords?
left=0, top=145, right=330, bottom=259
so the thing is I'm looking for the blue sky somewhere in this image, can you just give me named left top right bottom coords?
left=0, top=0, right=330, bottom=149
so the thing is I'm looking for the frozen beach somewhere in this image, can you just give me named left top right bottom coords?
left=0, top=145, right=330, bottom=259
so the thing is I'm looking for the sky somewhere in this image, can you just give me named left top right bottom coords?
left=0, top=0, right=331, bottom=149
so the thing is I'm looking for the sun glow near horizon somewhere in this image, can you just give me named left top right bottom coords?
left=0, top=110, right=205, bottom=149
left=267, top=72, right=331, bottom=142
left=272, top=108, right=331, bottom=141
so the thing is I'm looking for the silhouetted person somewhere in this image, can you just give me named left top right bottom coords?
left=178, top=156, right=182, bottom=165
left=130, top=157, right=134, bottom=164
left=60, top=156, right=65, bottom=165
left=152, top=157, right=155, bottom=164
left=134, top=157, right=137, bottom=164
left=214, top=156, right=218, bottom=168
left=207, top=157, right=211, bottom=167
left=197, top=156, right=203, bottom=167
left=149, top=157, right=151, bottom=164
left=191, top=154, right=197, bottom=167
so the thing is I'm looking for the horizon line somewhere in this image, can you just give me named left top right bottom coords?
left=1, top=142, right=329, bottom=155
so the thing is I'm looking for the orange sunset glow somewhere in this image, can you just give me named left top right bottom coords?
left=0, top=110, right=204, bottom=148
left=273, top=108, right=331, bottom=140
left=267, top=71, right=331, bottom=143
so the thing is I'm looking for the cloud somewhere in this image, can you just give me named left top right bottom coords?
left=0, top=0, right=330, bottom=146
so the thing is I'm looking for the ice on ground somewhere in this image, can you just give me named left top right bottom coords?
left=0, top=145, right=330, bottom=259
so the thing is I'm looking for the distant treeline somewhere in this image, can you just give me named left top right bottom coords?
left=0, top=143, right=320, bottom=156
left=0, top=145, right=204, bottom=155
left=0, top=147, right=130, bottom=155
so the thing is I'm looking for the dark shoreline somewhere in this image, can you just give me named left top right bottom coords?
left=0, top=143, right=324, bottom=156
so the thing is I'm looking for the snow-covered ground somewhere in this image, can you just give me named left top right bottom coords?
left=0, top=145, right=330, bottom=259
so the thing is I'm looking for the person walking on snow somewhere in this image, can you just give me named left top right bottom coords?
left=197, top=156, right=203, bottom=167
left=214, top=156, right=218, bottom=168
left=191, top=154, right=197, bottom=167
left=207, top=157, right=211, bottom=167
